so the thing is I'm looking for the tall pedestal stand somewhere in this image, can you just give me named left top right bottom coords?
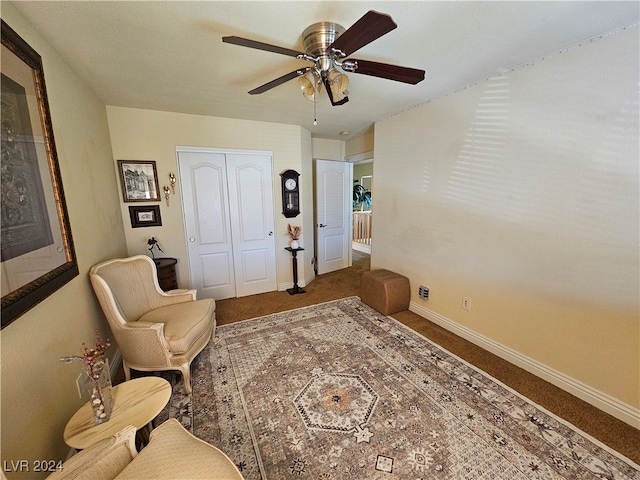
left=285, top=247, right=305, bottom=295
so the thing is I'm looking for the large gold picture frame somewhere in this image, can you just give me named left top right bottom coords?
left=1, top=20, right=78, bottom=328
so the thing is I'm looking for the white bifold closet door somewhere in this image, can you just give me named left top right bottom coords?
left=178, top=149, right=277, bottom=299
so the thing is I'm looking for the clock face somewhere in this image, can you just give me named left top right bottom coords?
left=285, top=178, right=297, bottom=191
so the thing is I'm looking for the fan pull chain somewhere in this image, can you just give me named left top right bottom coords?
left=313, top=94, right=317, bottom=125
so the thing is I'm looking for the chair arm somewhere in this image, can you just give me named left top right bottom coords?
left=164, top=289, right=197, bottom=301
left=124, top=321, right=156, bottom=328
left=152, top=289, right=198, bottom=308
left=115, top=323, right=172, bottom=367
left=47, top=425, right=137, bottom=480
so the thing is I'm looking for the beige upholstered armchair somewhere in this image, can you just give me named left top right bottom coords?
left=89, top=255, right=215, bottom=395
left=47, top=419, right=244, bottom=479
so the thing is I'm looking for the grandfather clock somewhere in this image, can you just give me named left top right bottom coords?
left=280, top=169, right=300, bottom=218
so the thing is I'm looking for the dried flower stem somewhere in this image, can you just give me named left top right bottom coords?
left=60, top=330, right=111, bottom=380
left=287, top=224, right=301, bottom=240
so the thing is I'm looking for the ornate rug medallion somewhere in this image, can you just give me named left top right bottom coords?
left=294, top=372, right=379, bottom=436
left=156, top=297, right=640, bottom=480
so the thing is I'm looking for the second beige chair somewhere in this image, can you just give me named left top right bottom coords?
left=47, top=419, right=244, bottom=480
left=90, top=255, right=215, bottom=394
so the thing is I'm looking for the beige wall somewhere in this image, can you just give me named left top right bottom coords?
left=1, top=5, right=128, bottom=478
left=346, top=124, right=374, bottom=158
left=312, top=137, right=344, bottom=161
left=105, top=106, right=314, bottom=290
left=373, top=26, right=639, bottom=420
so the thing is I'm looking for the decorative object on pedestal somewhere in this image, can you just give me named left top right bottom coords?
left=287, top=224, right=301, bottom=249
left=60, top=330, right=113, bottom=424
left=147, top=237, right=164, bottom=258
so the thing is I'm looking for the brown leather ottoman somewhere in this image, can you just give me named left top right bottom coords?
left=360, top=269, right=410, bottom=315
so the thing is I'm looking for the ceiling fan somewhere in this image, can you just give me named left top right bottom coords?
left=222, top=10, right=425, bottom=107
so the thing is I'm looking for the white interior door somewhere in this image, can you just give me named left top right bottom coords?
left=315, top=159, right=352, bottom=275
left=179, top=151, right=236, bottom=299
left=226, top=153, right=277, bottom=297
left=179, top=149, right=277, bottom=299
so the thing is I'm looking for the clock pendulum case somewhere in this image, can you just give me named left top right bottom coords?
left=280, top=169, right=300, bottom=218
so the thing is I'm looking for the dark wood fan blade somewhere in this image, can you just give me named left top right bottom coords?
left=328, top=11, right=397, bottom=57
left=322, top=76, right=349, bottom=106
left=343, top=59, right=425, bottom=84
left=223, top=36, right=305, bottom=58
left=248, top=68, right=310, bottom=95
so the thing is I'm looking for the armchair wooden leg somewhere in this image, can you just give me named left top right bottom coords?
left=123, top=361, right=132, bottom=381
left=180, top=365, right=192, bottom=395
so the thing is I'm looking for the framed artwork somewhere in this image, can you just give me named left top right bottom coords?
left=117, top=160, right=160, bottom=202
left=129, top=205, right=162, bottom=228
left=1, top=20, right=79, bottom=328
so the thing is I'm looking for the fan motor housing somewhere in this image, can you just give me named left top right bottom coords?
left=302, top=22, right=345, bottom=57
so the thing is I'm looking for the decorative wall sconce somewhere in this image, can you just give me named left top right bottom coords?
left=163, top=186, right=171, bottom=206
left=169, top=172, right=177, bottom=194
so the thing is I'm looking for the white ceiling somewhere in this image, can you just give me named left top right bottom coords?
left=8, top=1, right=639, bottom=140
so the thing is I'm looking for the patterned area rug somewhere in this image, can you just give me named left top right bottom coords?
left=155, top=297, right=639, bottom=479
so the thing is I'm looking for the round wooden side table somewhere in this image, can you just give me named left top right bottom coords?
left=153, top=257, right=178, bottom=291
left=63, top=377, right=171, bottom=450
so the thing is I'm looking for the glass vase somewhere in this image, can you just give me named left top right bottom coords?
left=88, top=358, right=113, bottom=424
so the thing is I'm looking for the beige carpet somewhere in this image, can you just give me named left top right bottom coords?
left=156, top=297, right=639, bottom=479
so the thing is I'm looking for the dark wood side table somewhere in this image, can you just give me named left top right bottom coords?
left=284, top=247, right=305, bottom=295
left=153, top=257, right=178, bottom=291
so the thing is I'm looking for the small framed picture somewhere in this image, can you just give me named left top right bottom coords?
left=128, top=205, right=162, bottom=228
left=117, top=160, right=160, bottom=202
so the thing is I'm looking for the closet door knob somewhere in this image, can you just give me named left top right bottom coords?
left=268, top=231, right=273, bottom=236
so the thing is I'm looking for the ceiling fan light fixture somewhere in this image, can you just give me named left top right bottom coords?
left=327, top=67, right=349, bottom=102
left=298, top=70, right=320, bottom=102
left=224, top=10, right=425, bottom=109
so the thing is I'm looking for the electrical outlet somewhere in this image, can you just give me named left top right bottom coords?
left=462, top=297, right=471, bottom=311
left=418, top=285, right=429, bottom=300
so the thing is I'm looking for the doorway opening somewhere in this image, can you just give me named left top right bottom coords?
left=351, top=158, right=373, bottom=255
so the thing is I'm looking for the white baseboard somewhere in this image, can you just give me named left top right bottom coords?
left=110, top=349, right=122, bottom=379
left=409, top=301, right=640, bottom=429
left=278, top=281, right=307, bottom=292
left=352, top=242, right=371, bottom=254
left=277, top=270, right=315, bottom=292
